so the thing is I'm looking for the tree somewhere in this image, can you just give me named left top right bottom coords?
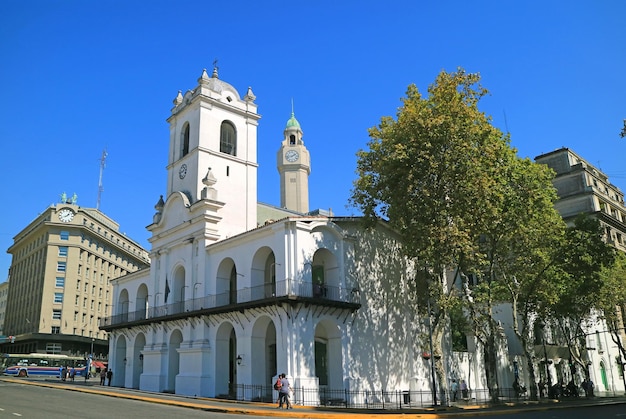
left=465, top=156, right=565, bottom=401
left=596, top=249, right=626, bottom=378
left=549, top=215, right=616, bottom=380
left=350, top=68, right=565, bottom=402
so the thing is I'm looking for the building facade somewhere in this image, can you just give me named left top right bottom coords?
left=101, top=68, right=447, bottom=402
left=535, top=148, right=626, bottom=252
left=0, top=202, right=150, bottom=358
left=0, top=280, right=8, bottom=336
left=100, top=72, right=626, bottom=403
left=534, top=148, right=626, bottom=394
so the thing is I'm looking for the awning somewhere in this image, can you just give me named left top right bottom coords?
left=91, top=361, right=107, bottom=369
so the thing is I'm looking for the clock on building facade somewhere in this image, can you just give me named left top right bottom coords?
left=58, top=208, right=74, bottom=222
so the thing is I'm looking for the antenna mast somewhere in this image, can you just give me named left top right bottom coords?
left=97, top=149, right=108, bottom=210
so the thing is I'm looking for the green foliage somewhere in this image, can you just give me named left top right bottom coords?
left=597, top=251, right=626, bottom=329
left=550, top=215, right=616, bottom=320
left=351, top=68, right=571, bottom=401
left=449, top=301, right=470, bottom=351
left=351, top=68, right=513, bottom=272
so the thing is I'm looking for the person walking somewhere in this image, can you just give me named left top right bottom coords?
left=450, top=379, right=459, bottom=402
left=460, top=379, right=469, bottom=399
left=278, top=373, right=292, bottom=409
left=100, top=368, right=107, bottom=385
left=106, top=368, right=113, bottom=386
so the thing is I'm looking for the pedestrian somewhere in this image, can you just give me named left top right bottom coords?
left=273, top=375, right=283, bottom=406
left=587, top=378, right=594, bottom=397
left=278, top=373, right=292, bottom=409
left=70, top=367, right=76, bottom=382
left=460, top=379, right=468, bottom=399
left=106, top=368, right=113, bottom=386
left=450, top=379, right=459, bottom=402
left=100, top=368, right=107, bottom=385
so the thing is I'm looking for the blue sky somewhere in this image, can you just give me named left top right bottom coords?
left=1, top=1, right=625, bottom=281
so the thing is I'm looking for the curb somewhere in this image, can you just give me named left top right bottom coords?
left=2, top=377, right=625, bottom=418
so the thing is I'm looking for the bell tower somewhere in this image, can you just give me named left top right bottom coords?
left=158, top=66, right=260, bottom=239
left=277, top=111, right=310, bottom=213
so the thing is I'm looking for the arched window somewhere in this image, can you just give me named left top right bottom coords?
left=220, top=121, right=236, bottom=156
left=180, top=123, right=190, bottom=158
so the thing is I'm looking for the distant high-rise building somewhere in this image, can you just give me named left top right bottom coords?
left=535, top=147, right=626, bottom=253
left=0, top=202, right=149, bottom=357
left=0, top=280, right=8, bottom=336
left=535, top=147, right=626, bottom=345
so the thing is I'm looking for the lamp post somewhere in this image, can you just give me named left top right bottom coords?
left=539, top=321, right=552, bottom=397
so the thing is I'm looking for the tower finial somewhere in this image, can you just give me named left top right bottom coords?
left=291, top=98, right=294, bottom=116
left=212, top=58, right=219, bottom=78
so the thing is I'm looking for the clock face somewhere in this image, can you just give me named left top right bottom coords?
left=285, top=150, right=299, bottom=162
left=179, top=164, right=188, bottom=179
left=59, top=209, right=74, bottom=223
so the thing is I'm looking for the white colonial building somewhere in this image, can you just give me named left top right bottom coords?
left=101, top=68, right=625, bottom=404
left=101, top=67, right=442, bottom=403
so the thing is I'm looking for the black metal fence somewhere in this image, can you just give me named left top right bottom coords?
left=227, top=384, right=531, bottom=409
left=101, top=279, right=361, bottom=328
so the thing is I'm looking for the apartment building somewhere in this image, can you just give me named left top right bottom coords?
left=535, top=147, right=626, bottom=351
left=0, top=202, right=149, bottom=358
left=535, top=147, right=626, bottom=252
left=0, top=280, right=8, bottom=336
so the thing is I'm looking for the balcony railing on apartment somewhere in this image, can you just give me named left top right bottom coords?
left=100, top=279, right=361, bottom=329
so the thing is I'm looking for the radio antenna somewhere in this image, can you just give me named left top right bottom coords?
left=97, top=149, right=108, bottom=210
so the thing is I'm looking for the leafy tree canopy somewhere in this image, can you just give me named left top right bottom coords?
left=351, top=68, right=515, bottom=271
left=550, top=215, right=616, bottom=320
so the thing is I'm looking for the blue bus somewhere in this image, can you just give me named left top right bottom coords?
left=1, top=353, right=88, bottom=378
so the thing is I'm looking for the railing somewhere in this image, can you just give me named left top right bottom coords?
left=101, top=279, right=361, bottom=328
left=220, top=384, right=535, bottom=409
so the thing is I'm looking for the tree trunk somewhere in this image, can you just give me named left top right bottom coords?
left=485, top=325, right=500, bottom=403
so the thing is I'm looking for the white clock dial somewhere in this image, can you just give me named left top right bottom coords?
left=285, top=150, right=299, bottom=162
left=59, top=209, right=74, bottom=223
left=179, top=164, right=188, bottom=179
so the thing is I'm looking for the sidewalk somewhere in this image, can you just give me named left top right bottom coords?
left=1, top=376, right=625, bottom=418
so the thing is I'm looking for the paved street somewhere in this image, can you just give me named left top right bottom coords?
left=1, top=376, right=625, bottom=418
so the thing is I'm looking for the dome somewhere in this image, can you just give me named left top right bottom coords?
left=197, top=68, right=241, bottom=101
left=285, top=112, right=301, bottom=129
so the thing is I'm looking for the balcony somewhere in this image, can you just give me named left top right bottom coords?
left=100, top=279, right=361, bottom=331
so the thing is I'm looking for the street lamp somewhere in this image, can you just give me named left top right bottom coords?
left=538, top=321, right=552, bottom=397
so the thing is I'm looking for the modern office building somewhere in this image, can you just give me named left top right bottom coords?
left=0, top=202, right=150, bottom=358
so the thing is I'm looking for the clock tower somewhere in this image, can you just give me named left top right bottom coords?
left=277, top=111, right=310, bottom=213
